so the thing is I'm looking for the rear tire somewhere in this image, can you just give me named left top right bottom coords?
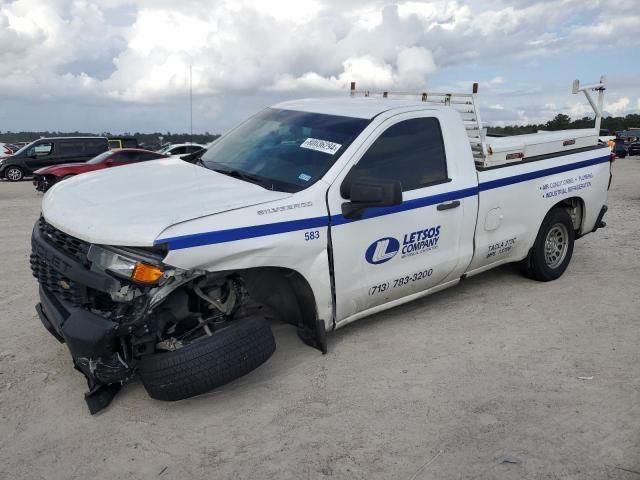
left=520, top=208, right=575, bottom=282
left=5, top=166, right=24, bottom=182
left=139, top=316, right=276, bottom=401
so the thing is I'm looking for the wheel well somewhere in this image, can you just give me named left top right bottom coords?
left=552, top=197, right=585, bottom=234
left=240, top=267, right=318, bottom=331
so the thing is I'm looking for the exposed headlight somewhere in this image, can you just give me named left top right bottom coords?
left=88, top=245, right=164, bottom=285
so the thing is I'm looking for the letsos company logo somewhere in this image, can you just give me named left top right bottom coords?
left=365, top=237, right=400, bottom=264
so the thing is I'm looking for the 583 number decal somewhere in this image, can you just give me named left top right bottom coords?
left=304, top=230, right=320, bottom=241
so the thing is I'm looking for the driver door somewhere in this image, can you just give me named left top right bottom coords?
left=327, top=113, right=472, bottom=324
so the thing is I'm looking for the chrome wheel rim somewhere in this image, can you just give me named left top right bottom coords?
left=6, top=168, right=22, bottom=181
left=544, top=223, right=569, bottom=269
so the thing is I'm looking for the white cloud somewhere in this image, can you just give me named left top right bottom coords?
left=605, top=97, right=631, bottom=116
left=0, top=0, right=639, bottom=133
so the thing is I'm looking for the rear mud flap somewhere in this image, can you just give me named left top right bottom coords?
left=592, top=205, right=608, bottom=232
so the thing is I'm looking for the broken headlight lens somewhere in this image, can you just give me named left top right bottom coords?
left=88, top=245, right=164, bottom=285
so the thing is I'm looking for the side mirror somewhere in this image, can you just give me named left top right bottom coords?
left=341, top=176, right=402, bottom=219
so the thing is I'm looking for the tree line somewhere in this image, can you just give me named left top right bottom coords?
left=2, top=113, right=639, bottom=145
left=487, top=113, right=640, bottom=136
left=0, top=131, right=220, bottom=149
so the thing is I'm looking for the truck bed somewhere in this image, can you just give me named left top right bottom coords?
left=483, top=129, right=600, bottom=168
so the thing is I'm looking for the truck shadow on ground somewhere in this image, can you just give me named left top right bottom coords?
left=113, top=264, right=528, bottom=412
left=329, top=263, right=526, bottom=349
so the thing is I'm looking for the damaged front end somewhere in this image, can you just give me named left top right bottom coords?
left=31, top=217, right=246, bottom=414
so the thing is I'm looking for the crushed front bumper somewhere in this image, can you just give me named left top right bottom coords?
left=33, top=175, right=52, bottom=193
left=31, top=220, right=130, bottom=413
left=36, top=285, right=124, bottom=413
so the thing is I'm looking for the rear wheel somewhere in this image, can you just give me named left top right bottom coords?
left=520, top=208, right=575, bottom=282
left=139, top=316, right=276, bottom=401
left=5, top=166, right=24, bottom=182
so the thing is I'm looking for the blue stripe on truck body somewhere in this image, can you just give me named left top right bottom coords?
left=158, top=155, right=610, bottom=250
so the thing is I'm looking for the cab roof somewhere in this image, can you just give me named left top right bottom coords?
left=273, top=97, right=442, bottom=119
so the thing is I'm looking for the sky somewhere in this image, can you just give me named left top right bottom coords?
left=1, top=0, right=639, bottom=135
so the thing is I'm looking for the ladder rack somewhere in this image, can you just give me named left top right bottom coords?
left=349, top=81, right=488, bottom=164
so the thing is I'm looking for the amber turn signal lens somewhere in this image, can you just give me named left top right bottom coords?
left=131, top=262, right=164, bottom=284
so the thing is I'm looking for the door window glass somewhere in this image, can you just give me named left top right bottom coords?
left=118, top=151, right=141, bottom=162
left=58, top=142, right=85, bottom=155
left=345, top=117, right=448, bottom=195
left=86, top=139, right=107, bottom=154
left=30, top=143, right=53, bottom=156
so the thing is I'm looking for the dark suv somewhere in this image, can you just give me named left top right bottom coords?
left=628, top=142, right=640, bottom=156
left=0, top=137, right=108, bottom=182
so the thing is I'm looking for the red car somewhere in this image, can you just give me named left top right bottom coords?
left=33, top=148, right=167, bottom=192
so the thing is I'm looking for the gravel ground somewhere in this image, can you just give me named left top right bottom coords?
left=0, top=159, right=638, bottom=480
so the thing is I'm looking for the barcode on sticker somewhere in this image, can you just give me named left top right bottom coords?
left=300, top=138, right=342, bottom=155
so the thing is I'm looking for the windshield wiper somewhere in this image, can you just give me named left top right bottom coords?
left=212, top=168, right=274, bottom=189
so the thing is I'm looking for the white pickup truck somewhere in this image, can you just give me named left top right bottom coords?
left=31, top=79, right=612, bottom=413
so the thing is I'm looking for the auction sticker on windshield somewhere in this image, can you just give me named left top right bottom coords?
left=300, top=138, right=342, bottom=155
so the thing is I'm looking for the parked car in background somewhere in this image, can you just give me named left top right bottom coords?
left=0, top=143, right=12, bottom=155
left=0, top=137, right=109, bottom=182
left=5, top=141, right=30, bottom=153
left=158, top=143, right=206, bottom=157
left=108, top=137, right=139, bottom=150
left=33, top=148, right=168, bottom=192
left=627, top=142, right=640, bottom=156
left=613, top=138, right=628, bottom=158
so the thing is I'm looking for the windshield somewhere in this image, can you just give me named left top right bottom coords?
left=87, top=151, right=113, bottom=164
left=200, top=108, right=369, bottom=192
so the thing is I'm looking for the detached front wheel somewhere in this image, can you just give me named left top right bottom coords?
left=521, top=208, right=575, bottom=282
left=139, top=316, right=276, bottom=401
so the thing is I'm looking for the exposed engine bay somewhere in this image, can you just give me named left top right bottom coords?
left=30, top=218, right=264, bottom=413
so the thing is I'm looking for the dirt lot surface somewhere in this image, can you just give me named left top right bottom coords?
left=0, top=159, right=639, bottom=480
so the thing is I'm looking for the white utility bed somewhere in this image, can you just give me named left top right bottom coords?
left=483, top=128, right=599, bottom=167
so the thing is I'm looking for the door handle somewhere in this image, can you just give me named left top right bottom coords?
left=437, top=200, right=460, bottom=211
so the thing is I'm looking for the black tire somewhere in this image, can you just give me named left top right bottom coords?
left=520, top=208, right=575, bottom=282
left=5, top=166, right=24, bottom=182
left=139, top=316, right=276, bottom=401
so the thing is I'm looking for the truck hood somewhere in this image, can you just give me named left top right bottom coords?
left=42, top=159, right=291, bottom=246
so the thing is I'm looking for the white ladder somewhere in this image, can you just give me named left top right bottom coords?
left=349, top=82, right=488, bottom=165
